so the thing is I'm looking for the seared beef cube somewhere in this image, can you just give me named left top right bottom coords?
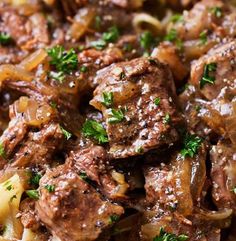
left=211, top=140, right=236, bottom=214
left=36, top=164, right=124, bottom=241
left=67, top=145, right=129, bottom=199
left=91, top=57, right=185, bottom=159
left=190, top=40, right=236, bottom=100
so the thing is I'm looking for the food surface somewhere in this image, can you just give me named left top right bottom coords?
left=0, top=0, right=235, bottom=240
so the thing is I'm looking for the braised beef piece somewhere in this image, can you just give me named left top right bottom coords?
left=91, top=57, right=185, bottom=158
left=0, top=98, right=64, bottom=169
left=36, top=163, right=124, bottom=241
left=66, top=145, right=129, bottom=199
left=190, top=40, right=236, bottom=100
left=0, top=6, right=49, bottom=50
left=210, top=140, right=236, bottom=214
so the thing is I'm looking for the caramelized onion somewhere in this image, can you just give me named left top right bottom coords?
left=18, top=49, right=47, bottom=72
left=69, top=8, right=95, bottom=40
left=0, top=65, right=33, bottom=85
left=133, top=13, right=163, bottom=34
left=13, top=97, right=54, bottom=126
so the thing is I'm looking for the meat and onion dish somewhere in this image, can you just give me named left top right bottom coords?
left=0, top=0, right=236, bottom=240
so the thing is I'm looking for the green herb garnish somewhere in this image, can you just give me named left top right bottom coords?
left=199, top=30, right=207, bottom=45
left=163, top=113, right=171, bottom=124
left=102, top=92, right=113, bottom=107
left=60, top=126, right=72, bottom=140
left=44, top=184, right=55, bottom=193
left=95, top=16, right=102, bottom=30
left=82, top=119, right=108, bottom=144
left=0, top=143, right=5, bottom=158
left=180, top=133, right=202, bottom=158
left=164, top=29, right=182, bottom=50
left=171, top=14, right=183, bottom=23
left=154, top=97, right=161, bottom=106
left=210, top=7, right=222, bottom=18
left=0, top=32, right=11, bottom=45
left=47, top=46, right=78, bottom=81
left=109, top=214, right=120, bottom=224
left=200, top=63, right=217, bottom=89
left=79, top=172, right=88, bottom=181
left=108, top=108, right=125, bottom=124
left=102, top=26, right=119, bottom=43
left=153, top=227, right=188, bottom=241
left=29, top=172, right=42, bottom=187
left=140, top=31, right=156, bottom=51
left=26, top=190, right=39, bottom=200
left=90, top=39, right=107, bottom=50
left=80, top=65, right=88, bottom=73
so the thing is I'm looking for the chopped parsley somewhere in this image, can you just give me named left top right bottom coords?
left=0, top=32, right=11, bottom=45
left=123, top=43, right=133, bottom=52
left=200, top=63, right=217, bottom=89
left=102, top=92, right=113, bottom=107
left=44, top=184, right=55, bottom=193
left=163, top=113, right=171, bottom=124
left=154, top=97, right=161, bottom=106
left=109, top=214, right=120, bottom=224
left=120, top=72, right=126, bottom=80
left=79, top=172, right=88, bottom=181
left=50, top=101, right=57, bottom=109
left=140, top=31, right=156, bottom=51
left=6, top=184, right=13, bottom=191
left=180, top=133, right=202, bottom=158
left=210, top=7, right=222, bottom=18
left=80, top=65, right=88, bottom=73
left=91, top=39, right=107, bottom=50
left=0, top=143, right=5, bottom=158
left=194, top=105, right=201, bottom=112
left=232, top=187, right=236, bottom=194
left=10, top=195, right=17, bottom=202
left=102, top=26, right=119, bottom=43
left=29, top=172, right=42, bottom=187
left=108, top=108, right=125, bottom=124
left=153, top=227, right=188, bottom=241
left=82, top=119, right=108, bottom=144
left=135, top=146, right=144, bottom=154
left=164, top=29, right=182, bottom=50
left=26, top=190, right=39, bottom=200
left=171, top=14, right=183, bottom=23
left=49, top=71, right=65, bottom=83
left=60, top=126, right=72, bottom=140
left=199, top=30, right=207, bottom=45
left=47, top=46, right=78, bottom=81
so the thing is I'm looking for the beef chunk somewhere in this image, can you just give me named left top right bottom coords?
left=91, top=57, right=185, bottom=159
left=67, top=145, right=129, bottom=199
left=190, top=40, right=236, bottom=100
left=0, top=7, right=49, bottom=50
left=211, top=140, right=236, bottom=214
left=36, top=164, right=124, bottom=241
left=144, top=144, right=206, bottom=216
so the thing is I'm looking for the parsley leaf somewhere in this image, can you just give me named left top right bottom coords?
left=102, top=26, right=119, bottom=43
left=95, top=15, right=102, bottom=30
left=108, top=108, right=125, bottom=124
left=0, top=32, right=11, bottom=45
left=26, top=190, right=39, bottom=200
left=44, top=184, right=55, bottom=193
left=163, top=113, right=171, bottom=124
left=109, top=214, right=120, bottom=224
left=153, top=227, right=188, bottom=241
left=47, top=46, right=78, bottom=79
left=60, top=126, right=72, bottom=140
left=90, top=39, right=107, bottom=50
left=82, top=119, right=108, bottom=144
left=102, top=92, right=113, bottom=107
left=49, top=71, right=65, bottom=83
left=171, top=14, right=183, bottom=23
left=200, top=63, right=217, bottom=89
left=199, top=30, right=207, bottom=45
left=0, top=143, right=5, bottom=158
left=154, top=97, right=161, bottom=106
left=80, top=65, right=88, bottom=73
left=79, top=172, right=88, bottom=181
left=140, top=31, right=156, bottom=51
left=210, top=7, right=222, bottom=18
left=29, top=172, right=42, bottom=187
left=180, top=133, right=202, bottom=158
left=232, top=187, right=236, bottom=194
left=164, top=29, right=183, bottom=50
